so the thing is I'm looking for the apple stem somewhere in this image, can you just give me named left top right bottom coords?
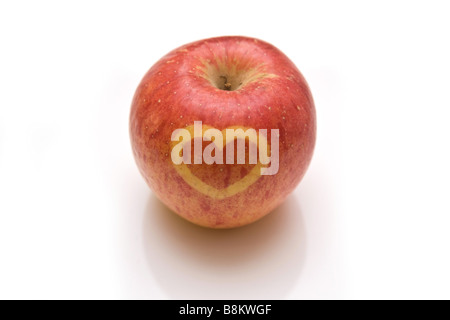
left=220, top=75, right=232, bottom=91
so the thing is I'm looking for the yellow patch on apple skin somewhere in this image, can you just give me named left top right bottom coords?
left=197, top=58, right=277, bottom=91
left=170, top=124, right=270, bottom=200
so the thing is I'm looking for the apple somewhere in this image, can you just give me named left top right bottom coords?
left=130, top=36, right=316, bottom=228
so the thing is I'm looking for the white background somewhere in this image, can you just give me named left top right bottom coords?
left=1, top=1, right=449, bottom=300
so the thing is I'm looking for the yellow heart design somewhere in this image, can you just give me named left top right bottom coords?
left=170, top=124, right=269, bottom=200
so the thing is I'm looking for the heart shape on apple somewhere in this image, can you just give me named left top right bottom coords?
left=170, top=123, right=272, bottom=200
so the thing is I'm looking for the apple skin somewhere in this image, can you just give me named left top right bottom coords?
left=130, top=36, right=316, bottom=228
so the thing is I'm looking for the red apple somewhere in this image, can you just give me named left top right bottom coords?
left=130, top=36, right=316, bottom=228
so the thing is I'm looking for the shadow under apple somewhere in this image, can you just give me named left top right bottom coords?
left=142, top=194, right=306, bottom=299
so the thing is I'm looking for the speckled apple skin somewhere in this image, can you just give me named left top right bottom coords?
left=130, top=36, right=316, bottom=228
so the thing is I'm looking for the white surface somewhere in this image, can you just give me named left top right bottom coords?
left=1, top=1, right=449, bottom=299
